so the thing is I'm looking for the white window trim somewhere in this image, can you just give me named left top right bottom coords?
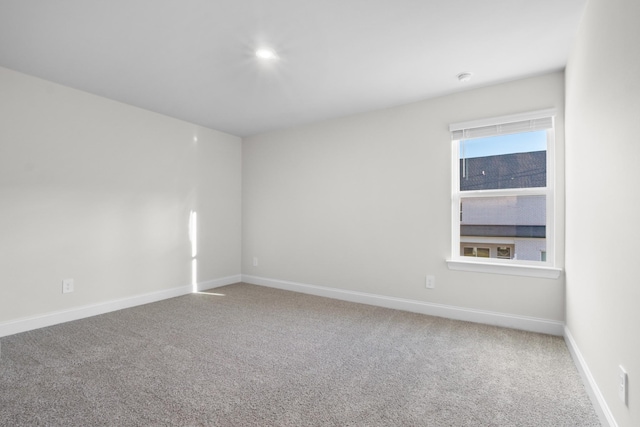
left=447, top=109, right=561, bottom=279
left=446, top=258, right=562, bottom=278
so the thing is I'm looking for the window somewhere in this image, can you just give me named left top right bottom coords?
left=447, top=109, right=560, bottom=278
left=497, top=247, right=511, bottom=259
left=463, top=247, right=490, bottom=257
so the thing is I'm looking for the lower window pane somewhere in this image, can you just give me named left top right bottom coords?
left=459, top=195, right=546, bottom=261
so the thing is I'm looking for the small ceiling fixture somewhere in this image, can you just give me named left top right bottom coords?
left=255, top=48, right=277, bottom=60
left=457, top=72, right=473, bottom=82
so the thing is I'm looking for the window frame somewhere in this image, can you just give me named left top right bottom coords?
left=446, top=109, right=561, bottom=279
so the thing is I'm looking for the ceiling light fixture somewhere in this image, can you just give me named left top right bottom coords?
left=256, top=48, right=277, bottom=60
left=457, top=72, right=473, bottom=82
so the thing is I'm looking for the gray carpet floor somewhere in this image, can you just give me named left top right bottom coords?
left=0, top=283, right=600, bottom=426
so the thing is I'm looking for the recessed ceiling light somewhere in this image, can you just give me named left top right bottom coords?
left=457, top=72, right=473, bottom=82
left=256, top=48, right=277, bottom=60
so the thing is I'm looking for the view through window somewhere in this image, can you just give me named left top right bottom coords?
left=451, top=111, right=555, bottom=265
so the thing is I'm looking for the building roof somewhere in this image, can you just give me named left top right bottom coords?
left=460, top=151, right=546, bottom=191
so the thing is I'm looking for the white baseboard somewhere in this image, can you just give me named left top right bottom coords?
left=197, top=274, right=242, bottom=292
left=241, top=274, right=565, bottom=336
left=0, top=274, right=242, bottom=338
left=564, top=327, right=617, bottom=427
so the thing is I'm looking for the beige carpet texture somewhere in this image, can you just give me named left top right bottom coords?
left=0, top=283, right=600, bottom=426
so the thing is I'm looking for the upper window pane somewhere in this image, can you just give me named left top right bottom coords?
left=460, top=130, right=546, bottom=191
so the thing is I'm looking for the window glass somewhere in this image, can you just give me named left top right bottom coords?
left=497, top=247, right=511, bottom=259
left=459, top=195, right=546, bottom=262
left=476, top=248, right=490, bottom=258
left=460, top=130, right=546, bottom=191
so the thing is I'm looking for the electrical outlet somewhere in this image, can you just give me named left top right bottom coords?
left=426, top=275, right=435, bottom=289
left=62, top=278, right=74, bottom=294
left=253, top=257, right=258, bottom=267
left=619, top=365, right=628, bottom=405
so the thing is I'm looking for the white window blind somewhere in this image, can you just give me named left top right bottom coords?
left=450, top=109, right=555, bottom=140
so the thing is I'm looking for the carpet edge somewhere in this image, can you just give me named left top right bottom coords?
left=0, top=274, right=241, bottom=338
left=241, top=274, right=565, bottom=335
left=564, top=326, right=616, bottom=427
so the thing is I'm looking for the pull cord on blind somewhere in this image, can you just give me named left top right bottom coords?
left=449, top=108, right=556, bottom=141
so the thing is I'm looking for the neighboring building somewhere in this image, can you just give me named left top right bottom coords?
left=459, top=151, right=547, bottom=261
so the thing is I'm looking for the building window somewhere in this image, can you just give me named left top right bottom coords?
left=497, top=247, right=511, bottom=259
left=463, top=246, right=490, bottom=258
left=449, top=109, right=556, bottom=268
left=476, top=247, right=490, bottom=258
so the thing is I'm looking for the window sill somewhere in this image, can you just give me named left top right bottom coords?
left=446, top=259, right=562, bottom=279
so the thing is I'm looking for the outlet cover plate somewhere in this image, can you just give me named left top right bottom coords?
left=619, top=365, right=628, bottom=405
left=62, top=278, right=74, bottom=294
left=426, top=275, right=435, bottom=289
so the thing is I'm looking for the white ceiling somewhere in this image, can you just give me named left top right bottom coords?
left=0, top=0, right=586, bottom=137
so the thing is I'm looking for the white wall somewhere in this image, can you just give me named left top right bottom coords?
left=243, top=72, right=565, bottom=323
left=0, top=66, right=241, bottom=325
left=565, top=0, right=640, bottom=425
